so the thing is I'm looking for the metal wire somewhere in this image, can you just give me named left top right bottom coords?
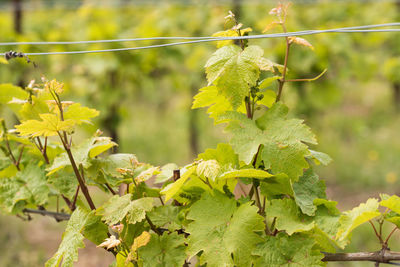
left=0, top=22, right=399, bottom=47
left=0, top=23, right=399, bottom=56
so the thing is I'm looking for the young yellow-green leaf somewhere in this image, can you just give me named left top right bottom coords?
left=160, top=166, right=196, bottom=202
left=197, top=143, right=239, bottom=169
left=293, top=169, right=326, bottom=216
left=19, top=95, right=50, bottom=121
left=221, top=102, right=317, bottom=180
left=64, top=103, right=99, bottom=125
left=268, top=198, right=315, bottom=235
left=259, top=76, right=281, bottom=89
left=15, top=113, right=75, bottom=137
left=45, top=208, right=92, bottom=267
left=96, top=194, right=154, bottom=225
left=380, top=195, right=400, bottom=214
left=212, top=29, right=239, bottom=48
left=197, top=160, right=220, bottom=181
left=336, top=198, right=380, bottom=242
left=192, top=86, right=234, bottom=122
left=253, top=233, right=325, bottom=267
left=186, top=191, right=264, bottom=267
left=138, top=232, right=187, bottom=267
left=205, top=45, right=263, bottom=109
left=219, top=168, right=273, bottom=179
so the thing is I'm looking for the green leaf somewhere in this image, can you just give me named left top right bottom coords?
left=268, top=198, right=315, bottom=235
left=16, top=113, right=75, bottom=137
left=308, top=150, right=333, bottom=166
left=154, top=163, right=178, bottom=183
left=197, top=160, right=220, bottom=181
left=293, top=169, right=326, bottom=216
left=186, top=190, right=264, bottom=267
left=63, top=103, right=99, bottom=125
left=96, top=194, right=154, bottom=225
left=336, top=198, right=380, bottom=242
left=221, top=102, right=317, bottom=180
left=313, top=201, right=343, bottom=250
left=0, top=84, right=28, bottom=115
left=197, top=143, right=239, bottom=168
left=0, top=162, right=49, bottom=213
left=82, top=213, right=109, bottom=245
left=45, top=207, right=92, bottom=267
left=147, top=205, right=182, bottom=232
left=253, top=233, right=325, bottom=267
left=192, top=86, right=233, bottom=122
left=160, top=166, right=196, bottom=202
left=258, top=76, right=281, bottom=89
left=260, top=174, right=293, bottom=197
left=138, top=232, right=187, bottom=267
left=219, top=168, right=273, bottom=179
left=48, top=173, right=79, bottom=199
left=380, top=195, right=400, bottom=214
left=47, top=135, right=116, bottom=175
left=212, top=29, right=239, bottom=48
left=205, top=45, right=263, bottom=109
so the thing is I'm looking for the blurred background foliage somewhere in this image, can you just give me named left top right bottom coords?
left=0, top=0, right=399, bottom=266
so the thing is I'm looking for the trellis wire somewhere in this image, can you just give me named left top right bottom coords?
left=0, top=23, right=399, bottom=56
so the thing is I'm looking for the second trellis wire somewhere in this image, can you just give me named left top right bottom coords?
left=0, top=22, right=399, bottom=56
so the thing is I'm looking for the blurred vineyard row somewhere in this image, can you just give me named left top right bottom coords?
left=0, top=1, right=399, bottom=265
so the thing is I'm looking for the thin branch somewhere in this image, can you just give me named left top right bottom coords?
left=16, top=145, right=24, bottom=166
left=322, top=251, right=400, bottom=263
left=105, top=183, right=117, bottom=195
left=385, top=227, right=398, bottom=244
left=275, top=23, right=291, bottom=102
left=286, top=69, right=327, bottom=82
left=145, top=214, right=161, bottom=235
left=369, top=220, right=384, bottom=244
left=23, top=208, right=70, bottom=222
left=57, top=131, right=96, bottom=210
left=72, top=185, right=80, bottom=210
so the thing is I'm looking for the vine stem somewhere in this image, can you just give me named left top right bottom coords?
left=276, top=23, right=291, bottom=102
left=57, top=131, right=96, bottom=210
left=369, top=220, right=384, bottom=244
left=385, top=227, right=398, bottom=244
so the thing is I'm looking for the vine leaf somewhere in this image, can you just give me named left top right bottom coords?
left=160, top=166, right=196, bottom=202
left=186, top=190, right=264, bottom=267
left=0, top=162, right=49, bottom=213
left=268, top=198, right=315, bottom=235
left=137, top=232, right=186, bottom=267
left=197, top=160, right=220, bottom=181
left=197, top=143, right=239, bottom=168
left=380, top=195, right=400, bottom=214
left=63, top=103, right=99, bottom=125
left=15, top=114, right=75, bottom=137
left=47, top=136, right=117, bottom=175
left=308, top=150, right=332, bottom=166
left=336, top=198, right=380, bottom=242
left=96, top=194, right=154, bottom=225
left=253, top=233, right=325, bottom=267
left=205, top=45, right=263, bottom=109
left=192, top=86, right=232, bottom=122
left=221, top=102, right=317, bottom=180
left=45, top=207, right=94, bottom=267
left=219, top=168, right=273, bottom=180
left=293, top=169, right=326, bottom=216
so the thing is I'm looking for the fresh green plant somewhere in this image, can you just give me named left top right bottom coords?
left=1, top=5, right=400, bottom=267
